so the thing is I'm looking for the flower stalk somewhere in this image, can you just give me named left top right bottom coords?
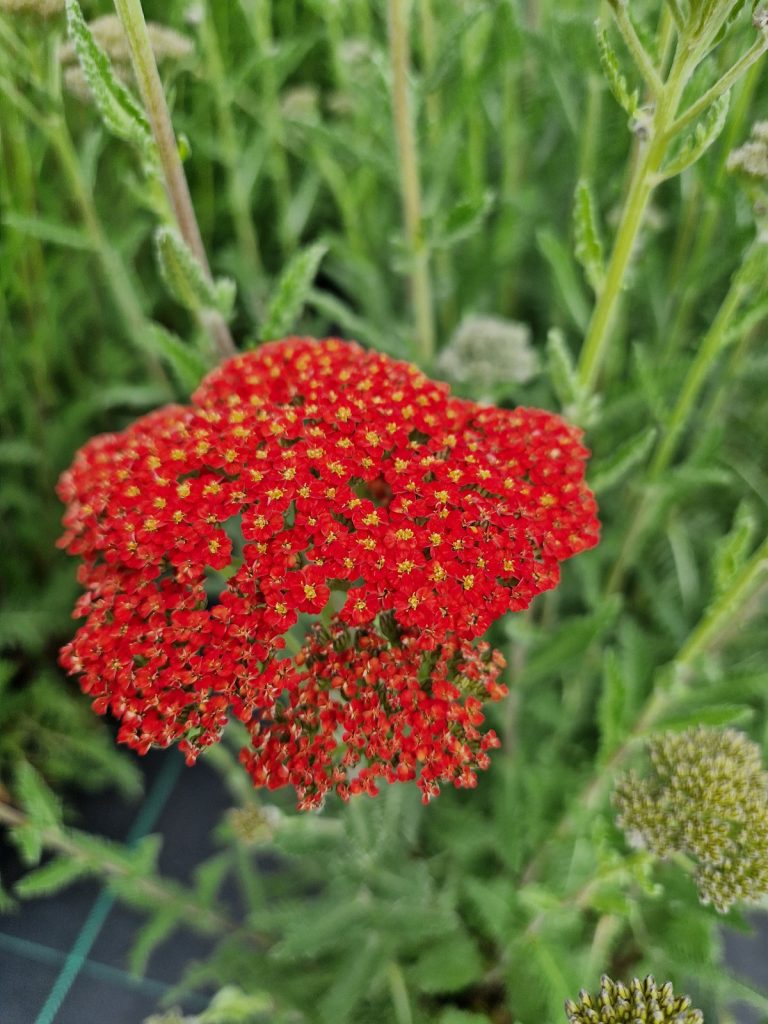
left=112, top=0, right=236, bottom=360
left=387, top=0, right=435, bottom=364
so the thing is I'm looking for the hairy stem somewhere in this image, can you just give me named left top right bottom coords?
left=0, top=799, right=236, bottom=936
left=388, top=0, right=435, bottom=364
left=200, top=4, right=263, bottom=322
left=577, top=40, right=693, bottom=391
left=112, top=0, right=236, bottom=360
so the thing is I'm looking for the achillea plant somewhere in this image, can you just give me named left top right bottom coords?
left=57, top=337, right=598, bottom=806
left=615, top=727, right=768, bottom=912
left=565, top=975, right=703, bottom=1024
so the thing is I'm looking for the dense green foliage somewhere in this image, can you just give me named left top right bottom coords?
left=1, top=0, right=768, bottom=1021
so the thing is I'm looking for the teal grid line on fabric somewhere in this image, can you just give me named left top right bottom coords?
left=31, top=753, right=184, bottom=1024
left=0, top=931, right=207, bottom=1008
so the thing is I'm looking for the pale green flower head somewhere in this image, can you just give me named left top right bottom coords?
left=565, top=975, right=703, bottom=1024
left=615, top=726, right=768, bottom=913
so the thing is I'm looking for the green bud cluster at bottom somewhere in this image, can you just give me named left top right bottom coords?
left=565, top=974, right=703, bottom=1024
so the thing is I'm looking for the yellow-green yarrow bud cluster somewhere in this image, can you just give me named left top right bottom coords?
left=565, top=975, right=703, bottom=1024
left=615, top=727, right=768, bottom=913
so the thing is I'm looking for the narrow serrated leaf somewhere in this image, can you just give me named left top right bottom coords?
left=65, top=0, right=153, bottom=154
left=147, top=324, right=211, bottom=392
left=3, top=212, right=94, bottom=251
left=632, top=343, right=669, bottom=425
left=15, top=857, right=89, bottom=899
left=0, top=874, right=15, bottom=912
left=193, top=852, right=231, bottom=908
left=317, top=935, right=382, bottom=1024
left=661, top=91, right=730, bottom=179
left=129, top=909, right=180, bottom=977
left=434, top=191, right=495, bottom=249
left=652, top=702, right=754, bottom=732
left=713, top=500, right=757, bottom=596
left=155, top=227, right=235, bottom=319
left=591, top=426, right=657, bottom=494
left=411, top=931, right=483, bottom=995
left=15, top=762, right=61, bottom=829
left=537, top=229, right=590, bottom=331
left=259, top=242, right=328, bottom=341
left=598, top=649, right=626, bottom=762
left=547, top=328, right=581, bottom=408
left=573, top=179, right=605, bottom=293
left=597, top=29, right=639, bottom=118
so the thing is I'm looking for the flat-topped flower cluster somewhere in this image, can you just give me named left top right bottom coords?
left=57, top=337, right=599, bottom=806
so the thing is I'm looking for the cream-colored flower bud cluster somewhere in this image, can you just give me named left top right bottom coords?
left=727, top=121, right=768, bottom=181
left=436, top=314, right=540, bottom=395
left=59, top=14, right=193, bottom=100
left=0, top=0, right=63, bottom=17
left=615, top=727, right=768, bottom=913
left=565, top=975, right=703, bottom=1024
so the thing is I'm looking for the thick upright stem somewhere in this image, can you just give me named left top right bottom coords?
left=577, top=53, right=691, bottom=391
left=388, top=0, right=435, bottom=364
left=112, top=0, right=236, bottom=360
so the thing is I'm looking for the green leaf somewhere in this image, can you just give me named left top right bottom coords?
left=537, top=230, right=590, bottom=332
left=317, top=935, right=383, bottom=1024
left=573, top=179, right=605, bottom=293
left=193, top=852, right=231, bottom=908
left=652, top=702, right=754, bottom=732
left=15, top=762, right=61, bottom=829
left=598, top=648, right=627, bottom=762
left=439, top=1012, right=492, bottom=1024
left=3, top=212, right=94, bottom=251
left=433, top=191, right=495, bottom=249
left=597, top=28, right=639, bottom=119
left=632, top=342, right=669, bottom=425
left=259, top=242, right=328, bottom=342
left=590, top=426, right=657, bottom=494
left=410, top=931, right=483, bottom=994
left=147, top=324, right=211, bottom=393
left=661, top=91, right=730, bottom=180
left=129, top=909, right=180, bottom=977
left=514, top=597, right=622, bottom=688
left=0, top=874, right=15, bottom=913
left=64, top=0, right=153, bottom=155
left=713, top=500, right=757, bottom=596
left=155, top=227, right=236, bottom=319
left=15, top=857, right=89, bottom=899
left=547, top=328, right=581, bottom=408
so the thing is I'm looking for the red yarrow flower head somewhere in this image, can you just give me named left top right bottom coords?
left=57, top=337, right=599, bottom=808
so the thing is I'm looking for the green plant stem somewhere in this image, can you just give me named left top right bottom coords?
left=387, top=961, right=414, bottom=1024
left=676, top=534, right=768, bottom=668
left=0, top=799, right=235, bottom=936
left=237, top=0, right=294, bottom=254
left=668, top=33, right=768, bottom=139
left=578, top=27, right=697, bottom=392
left=112, top=0, right=236, bottom=361
left=650, top=252, right=754, bottom=477
left=611, top=1, right=664, bottom=95
left=387, top=0, right=435, bottom=364
left=200, top=5, right=263, bottom=322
